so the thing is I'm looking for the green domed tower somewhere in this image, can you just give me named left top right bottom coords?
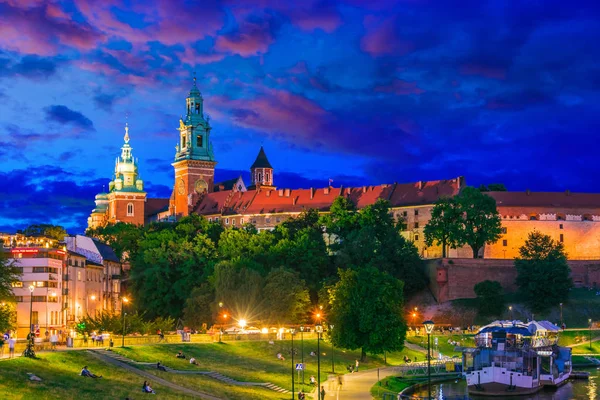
left=170, top=76, right=217, bottom=218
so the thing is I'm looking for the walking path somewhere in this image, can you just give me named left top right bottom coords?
left=88, top=350, right=219, bottom=399
left=567, top=336, right=600, bottom=347
left=331, top=367, right=399, bottom=400
left=91, top=349, right=290, bottom=394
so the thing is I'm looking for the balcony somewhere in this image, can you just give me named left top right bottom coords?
left=49, top=274, right=57, bottom=281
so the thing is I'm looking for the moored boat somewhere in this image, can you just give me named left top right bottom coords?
left=462, top=320, right=571, bottom=396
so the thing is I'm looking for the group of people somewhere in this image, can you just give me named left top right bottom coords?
left=1, top=332, right=17, bottom=358
left=346, top=359, right=360, bottom=373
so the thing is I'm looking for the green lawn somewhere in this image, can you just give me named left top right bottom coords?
left=370, top=376, right=417, bottom=398
left=406, top=334, right=474, bottom=357
left=110, top=339, right=424, bottom=391
left=0, top=351, right=190, bottom=399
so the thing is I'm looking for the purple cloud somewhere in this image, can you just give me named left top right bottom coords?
left=44, top=105, right=95, bottom=132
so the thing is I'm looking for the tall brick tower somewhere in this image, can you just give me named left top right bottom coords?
left=170, top=76, right=216, bottom=218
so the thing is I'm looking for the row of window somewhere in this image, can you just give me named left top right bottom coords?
left=15, top=296, right=59, bottom=302
left=501, top=234, right=564, bottom=247
left=12, top=281, right=59, bottom=288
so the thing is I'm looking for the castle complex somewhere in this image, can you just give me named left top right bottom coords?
left=87, top=79, right=600, bottom=262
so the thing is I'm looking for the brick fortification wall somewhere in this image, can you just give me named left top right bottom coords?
left=424, top=258, right=600, bottom=303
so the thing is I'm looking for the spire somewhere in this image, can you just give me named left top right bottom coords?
left=124, top=122, right=130, bottom=143
left=251, top=146, right=273, bottom=169
left=189, top=71, right=201, bottom=97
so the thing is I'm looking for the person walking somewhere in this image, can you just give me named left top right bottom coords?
left=8, top=337, right=16, bottom=358
left=320, top=386, right=326, bottom=400
left=355, top=359, right=359, bottom=372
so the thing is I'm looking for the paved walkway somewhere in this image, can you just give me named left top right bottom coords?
left=88, top=350, right=221, bottom=399
left=330, top=367, right=399, bottom=400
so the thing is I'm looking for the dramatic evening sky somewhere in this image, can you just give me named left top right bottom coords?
left=1, top=0, right=599, bottom=233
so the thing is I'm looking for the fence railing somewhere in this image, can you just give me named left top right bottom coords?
left=0, top=332, right=321, bottom=358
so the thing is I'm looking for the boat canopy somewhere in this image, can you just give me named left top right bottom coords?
left=527, top=320, right=560, bottom=335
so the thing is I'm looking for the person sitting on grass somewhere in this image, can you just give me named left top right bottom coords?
left=189, top=357, right=198, bottom=365
left=309, top=351, right=316, bottom=356
left=276, top=352, right=285, bottom=361
left=142, top=380, right=156, bottom=394
left=176, top=351, right=186, bottom=359
left=156, top=362, right=167, bottom=371
left=309, top=375, right=316, bottom=386
left=81, top=366, right=102, bottom=378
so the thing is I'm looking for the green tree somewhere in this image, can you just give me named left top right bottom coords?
left=272, top=209, right=331, bottom=297
left=0, top=252, right=20, bottom=334
left=424, top=196, right=462, bottom=257
left=0, top=253, right=21, bottom=301
left=86, top=222, right=144, bottom=261
left=212, top=260, right=264, bottom=323
left=329, top=267, right=407, bottom=361
left=474, top=280, right=504, bottom=316
left=130, top=229, right=217, bottom=319
left=183, top=283, right=215, bottom=329
left=515, top=231, right=572, bottom=312
left=327, top=199, right=426, bottom=296
left=261, top=268, right=311, bottom=324
left=22, top=224, right=67, bottom=241
left=478, top=183, right=507, bottom=192
left=456, top=187, right=503, bottom=258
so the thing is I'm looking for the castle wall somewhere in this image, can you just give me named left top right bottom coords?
left=425, top=258, right=600, bottom=303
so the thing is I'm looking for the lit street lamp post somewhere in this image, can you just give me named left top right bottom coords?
left=329, top=324, right=335, bottom=373
left=509, top=306, right=513, bottom=320
left=560, top=303, right=563, bottom=327
left=589, top=319, right=593, bottom=351
left=316, top=323, right=323, bottom=400
left=423, top=320, right=435, bottom=400
left=28, top=285, right=35, bottom=335
left=300, top=325, right=305, bottom=383
left=290, top=328, right=296, bottom=399
left=121, top=297, right=129, bottom=347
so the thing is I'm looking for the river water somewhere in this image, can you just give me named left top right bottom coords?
left=411, top=368, right=600, bottom=399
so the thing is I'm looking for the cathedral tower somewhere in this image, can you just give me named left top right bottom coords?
left=170, top=76, right=216, bottom=217
left=105, top=123, right=146, bottom=225
left=249, top=146, right=275, bottom=190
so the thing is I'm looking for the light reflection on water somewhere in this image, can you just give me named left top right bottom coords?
left=410, top=369, right=600, bottom=400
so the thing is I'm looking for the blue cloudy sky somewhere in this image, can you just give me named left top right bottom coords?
left=0, top=0, right=599, bottom=233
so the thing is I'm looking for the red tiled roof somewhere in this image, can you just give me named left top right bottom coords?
left=145, top=198, right=170, bottom=217
left=192, top=177, right=465, bottom=216
left=489, top=191, right=600, bottom=214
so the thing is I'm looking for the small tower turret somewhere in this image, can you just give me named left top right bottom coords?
left=249, top=146, right=274, bottom=190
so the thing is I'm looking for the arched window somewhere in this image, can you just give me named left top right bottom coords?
left=258, top=172, right=263, bottom=182
left=127, top=203, right=134, bottom=216
left=265, top=173, right=270, bottom=183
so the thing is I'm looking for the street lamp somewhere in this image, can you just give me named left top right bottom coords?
left=423, top=320, right=435, bottom=400
left=316, top=323, right=323, bottom=400
left=290, top=328, right=296, bottom=399
left=329, top=324, right=335, bottom=373
left=239, top=319, right=247, bottom=331
left=300, top=325, right=305, bottom=383
left=509, top=306, right=513, bottom=320
left=121, top=297, right=129, bottom=347
left=560, top=303, right=563, bottom=328
left=28, top=284, right=35, bottom=333
left=589, top=318, right=593, bottom=351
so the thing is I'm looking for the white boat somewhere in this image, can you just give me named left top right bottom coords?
left=462, top=320, right=572, bottom=396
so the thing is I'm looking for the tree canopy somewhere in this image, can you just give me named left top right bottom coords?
left=424, top=196, right=463, bottom=257
left=456, top=187, right=503, bottom=258
left=328, top=267, right=407, bottom=361
left=0, top=253, right=21, bottom=332
left=515, top=231, right=572, bottom=312
left=474, top=280, right=504, bottom=316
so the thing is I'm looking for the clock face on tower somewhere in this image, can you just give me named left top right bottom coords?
left=177, top=179, right=185, bottom=195
left=195, top=179, right=208, bottom=194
